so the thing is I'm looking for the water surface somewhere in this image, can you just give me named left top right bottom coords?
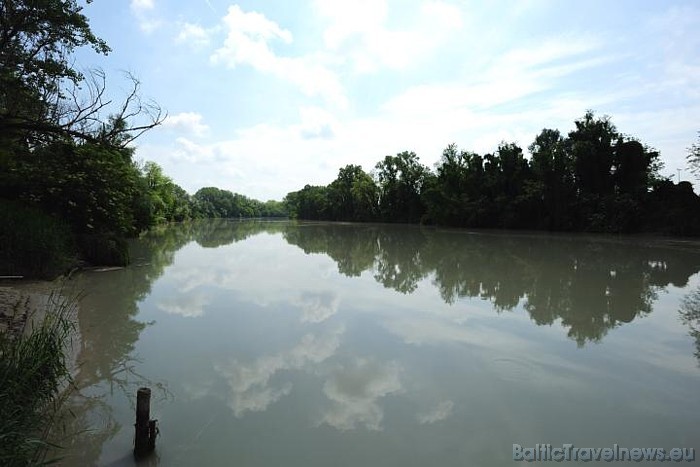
left=55, top=220, right=700, bottom=466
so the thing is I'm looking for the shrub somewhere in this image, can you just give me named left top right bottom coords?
left=0, top=200, right=76, bottom=278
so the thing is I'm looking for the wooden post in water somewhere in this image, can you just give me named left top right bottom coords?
left=134, top=387, right=158, bottom=457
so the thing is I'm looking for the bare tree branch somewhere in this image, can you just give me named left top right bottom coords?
left=1, top=69, right=166, bottom=148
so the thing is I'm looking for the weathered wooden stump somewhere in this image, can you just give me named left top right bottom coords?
left=134, top=387, right=158, bottom=457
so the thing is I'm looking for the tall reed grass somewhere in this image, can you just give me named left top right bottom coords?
left=0, top=290, right=77, bottom=466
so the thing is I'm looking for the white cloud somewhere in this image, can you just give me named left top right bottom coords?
left=130, top=0, right=161, bottom=33
left=130, top=0, right=154, bottom=12
left=649, top=6, right=700, bottom=101
left=315, top=0, right=463, bottom=73
left=176, top=22, right=216, bottom=48
left=210, top=5, right=346, bottom=107
left=162, top=112, right=210, bottom=137
left=321, top=357, right=402, bottom=431
left=298, top=106, right=337, bottom=140
left=163, top=118, right=348, bottom=198
left=383, top=36, right=603, bottom=115
left=417, top=400, right=454, bottom=425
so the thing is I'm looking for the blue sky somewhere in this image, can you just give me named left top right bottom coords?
left=77, top=0, right=699, bottom=201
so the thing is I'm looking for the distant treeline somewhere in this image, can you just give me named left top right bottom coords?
left=1, top=151, right=286, bottom=277
left=285, top=111, right=700, bottom=236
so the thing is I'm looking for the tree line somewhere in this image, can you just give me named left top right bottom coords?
left=285, top=113, right=700, bottom=236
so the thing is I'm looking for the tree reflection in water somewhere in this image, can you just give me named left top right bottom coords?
left=283, top=223, right=700, bottom=347
left=680, top=286, right=700, bottom=364
left=49, top=220, right=700, bottom=464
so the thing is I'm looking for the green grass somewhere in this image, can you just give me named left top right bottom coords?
left=0, top=290, right=77, bottom=466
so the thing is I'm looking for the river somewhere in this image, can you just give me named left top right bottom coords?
left=52, top=219, right=700, bottom=466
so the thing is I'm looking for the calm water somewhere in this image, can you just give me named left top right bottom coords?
left=54, top=220, right=700, bottom=466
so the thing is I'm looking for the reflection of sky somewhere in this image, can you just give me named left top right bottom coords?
left=110, top=224, right=700, bottom=466
left=158, top=292, right=210, bottom=317
left=151, top=229, right=700, bottom=398
left=321, top=357, right=403, bottom=431
left=417, top=400, right=454, bottom=425
left=158, top=236, right=342, bottom=313
left=294, top=290, right=340, bottom=323
left=215, top=326, right=345, bottom=417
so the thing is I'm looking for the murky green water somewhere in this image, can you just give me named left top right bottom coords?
left=54, top=220, right=700, bottom=466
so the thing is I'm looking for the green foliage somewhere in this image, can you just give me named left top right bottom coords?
left=326, top=165, right=378, bottom=221
left=284, top=185, right=330, bottom=220
left=8, top=142, right=146, bottom=253
left=0, top=0, right=110, bottom=146
left=646, top=181, right=700, bottom=236
left=569, top=111, right=618, bottom=196
left=140, top=161, right=194, bottom=223
left=529, top=128, right=575, bottom=229
left=0, top=200, right=76, bottom=278
left=191, top=186, right=288, bottom=219
left=687, top=131, right=700, bottom=180
left=0, top=0, right=109, bottom=91
left=375, top=152, right=430, bottom=223
left=0, top=1, right=187, bottom=272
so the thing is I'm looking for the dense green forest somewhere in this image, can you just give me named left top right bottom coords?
left=286, top=116, right=700, bottom=236
left=0, top=1, right=285, bottom=278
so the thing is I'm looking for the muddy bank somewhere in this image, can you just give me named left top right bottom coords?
left=0, top=280, right=82, bottom=378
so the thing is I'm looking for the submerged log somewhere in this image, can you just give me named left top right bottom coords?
left=134, top=387, right=158, bottom=457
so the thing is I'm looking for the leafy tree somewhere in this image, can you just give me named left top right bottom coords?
left=613, top=139, right=659, bottom=197
left=0, top=0, right=109, bottom=143
left=375, top=151, right=430, bottom=223
left=170, top=184, right=193, bottom=221
left=0, top=0, right=109, bottom=93
left=646, top=180, right=700, bottom=235
left=350, top=170, right=379, bottom=221
left=0, top=1, right=163, bottom=148
left=191, top=186, right=285, bottom=219
left=138, top=161, right=194, bottom=223
left=12, top=142, right=143, bottom=236
left=568, top=111, right=618, bottom=196
left=529, top=129, right=575, bottom=229
left=192, top=187, right=233, bottom=218
left=493, top=142, right=533, bottom=227
left=142, top=161, right=174, bottom=223
left=327, top=165, right=377, bottom=221
left=260, top=199, right=288, bottom=217
left=425, top=143, right=487, bottom=226
left=285, top=185, right=330, bottom=220
left=687, top=132, right=700, bottom=180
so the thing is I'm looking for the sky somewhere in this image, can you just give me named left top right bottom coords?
left=75, top=0, right=700, bottom=201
